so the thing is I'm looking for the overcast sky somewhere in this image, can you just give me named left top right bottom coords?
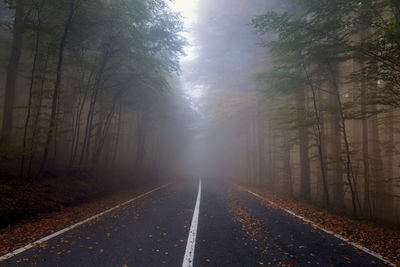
left=169, top=0, right=201, bottom=99
left=169, top=0, right=199, bottom=61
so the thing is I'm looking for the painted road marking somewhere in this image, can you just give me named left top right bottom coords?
left=182, top=179, right=202, bottom=267
left=247, top=190, right=396, bottom=267
left=0, top=183, right=171, bottom=262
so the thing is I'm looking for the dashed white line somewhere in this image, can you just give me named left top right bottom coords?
left=247, top=190, right=397, bottom=267
left=182, top=179, right=202, bottom=267
left=0, top=183, right=171, bottom=262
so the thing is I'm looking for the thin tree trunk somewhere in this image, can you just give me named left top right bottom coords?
left=386, top=111, right=394, bottom=216
left=69, top=70, right=93, bottom=167
left=284, top=133, right=294, bottom=197
left=93, top=90, right=123, bottom=164
left=91, top=104, right=105, bottom=164
left=302, top=63, right=330, bottom=206
left=135, top=113, right=146, bottom=169
left=28, top=53, right=49, bottom=176
left=360, top=60, right=372, bottom=217
left=111, top=104, right=122, bottom=167
left=267, top=122, right=274, bottom=188
left=246, top=127, right=252, bottom=185
left=370, top=106, right=384, bottom=218
left=79, top=52, right=109, bottom=167
left=1, top=0, right=24, bottom=145
left=257, top=115, right=266, bottom=185
left=296, top=87, right=311, bottom=200
left=40, top=1, right=76, bottom=172
left=329, top=65, right=360, bottom=217
left=252, top=121, right=259, bottom=185
left=327, top=67, right=345, bottom=210
left=20, top=6, right=41, bottom=177
left=80, top=86, right=99, bottom=167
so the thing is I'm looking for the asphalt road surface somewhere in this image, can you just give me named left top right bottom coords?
left=1, top=180, right=388, bottom=266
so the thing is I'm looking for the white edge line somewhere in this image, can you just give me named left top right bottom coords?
left=0, top=183, right=171, bottom=262
left=182, top=179, right=202, bottom=267
left=246, top=190, right=397, bottom=267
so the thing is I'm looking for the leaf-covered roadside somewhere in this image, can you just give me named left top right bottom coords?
left=238, top=185, right=400, bottom=266
left=0, top=180, right=165, bottom=256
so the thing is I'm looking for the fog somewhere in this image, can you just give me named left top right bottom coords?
left=1, top=0, right=399, bottom=228
left=176, top=0, right=400, bottom=225
left=177, top=0, right=275, bottom=182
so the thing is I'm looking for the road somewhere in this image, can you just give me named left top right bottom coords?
left=1, top=180, right=388, bottom=266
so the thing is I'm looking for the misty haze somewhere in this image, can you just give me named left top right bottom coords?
left=0, top=0, right=399, bottom=266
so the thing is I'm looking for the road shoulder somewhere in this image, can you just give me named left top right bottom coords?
left=238, top=184, right=400, bottom=266
left=0, top=182, right=169, bottom=256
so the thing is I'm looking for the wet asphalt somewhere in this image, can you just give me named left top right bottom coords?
left=1, top=180, right=387, bottom=267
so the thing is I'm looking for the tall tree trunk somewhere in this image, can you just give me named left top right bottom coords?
left=266, top=122, right=274, bottom=189
left=40, top=1, right=76, bottom=172
left=135, top=113, right=146, bottom=169
left=251, top=121, right=259, bottom=185
left=93, top=90, right=122, bottom=164
left=28, top=53, right=49, bottom=177
left=327, top=69, right=345, bottom=210
left=385, top=111, right=394, bottom=217
left=370, top=106, right=384, bottom=219
left=296, top=87, right=311, bottom=200
left=111, top=104, right=122, bottom=167
left=329, top=65, right=360, bottom=216
left=246, top=126, right=252, bottom=185
left=79, top=51, right=109, bottom=167
left=1, top=0, right=24, bottom=145
left=302, top=63, right=330, bottom=206
left=91, top=103, right=105, bottom=164
left=257, top=115, right=266, bottom=185
left=20, top=6, right=41, bottom=177
left=69, top=70, right=92, bottom=167
left=360, top=60, right=372, bottom=217
left=284, top=133, right=294, bottom=197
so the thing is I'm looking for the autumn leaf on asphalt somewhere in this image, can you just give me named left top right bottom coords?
left=2, top=185, right=159, bottom=255
left=237, top=185, right=400, bottom=266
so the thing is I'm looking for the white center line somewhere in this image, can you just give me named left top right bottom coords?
left=182, top=179, right=202, bottom=267
left=0, top=183, right=171, bottom=262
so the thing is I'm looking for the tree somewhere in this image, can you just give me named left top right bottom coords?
left=1, top=0, right=24, bottom=146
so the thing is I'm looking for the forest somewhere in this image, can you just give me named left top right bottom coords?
left=184, top=0, right=400, bottom=226
left=0, top=0, right=191, bottom=227
left=1, top=0, right=400, bottom=247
